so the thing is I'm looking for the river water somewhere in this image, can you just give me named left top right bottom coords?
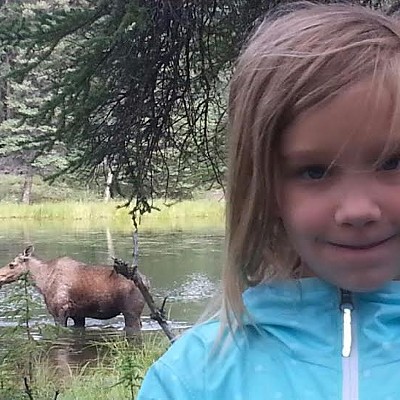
left=0, top=220, right=224, bottom=368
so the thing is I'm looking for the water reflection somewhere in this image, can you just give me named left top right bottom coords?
left=48, top=330, right=116, bottom=374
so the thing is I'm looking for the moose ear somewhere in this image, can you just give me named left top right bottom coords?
left=23, top=245, right=34, bottom=258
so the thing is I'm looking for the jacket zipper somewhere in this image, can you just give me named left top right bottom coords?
left=340, top=289, right=358, bottom=400
left=340, top=290, right=353, bottom=357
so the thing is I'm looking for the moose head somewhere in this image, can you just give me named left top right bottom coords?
left=0, top=245, right=34, bottom=288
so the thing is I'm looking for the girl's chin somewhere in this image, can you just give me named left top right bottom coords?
left=300, top=263, right=398, bottom=292
left=328, top=273, right=396, bottom=292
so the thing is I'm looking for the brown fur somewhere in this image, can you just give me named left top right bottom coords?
left=0, top=246, right=147, bottom=333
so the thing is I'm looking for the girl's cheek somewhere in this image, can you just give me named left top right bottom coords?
left=280, top=191, right=329, bottom=234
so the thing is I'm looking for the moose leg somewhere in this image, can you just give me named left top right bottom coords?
left=123, top=313, right=142, bottom=335
left=53, top=314, right=68, bottom=327
left=51, top=305, right=69, bottom=327
left=72, top=316, right=85, bottom=328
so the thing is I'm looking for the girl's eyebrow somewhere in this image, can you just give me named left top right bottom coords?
left=281, top=149, right=335, bottom=162
left=282, top=139, right=400, bottom=163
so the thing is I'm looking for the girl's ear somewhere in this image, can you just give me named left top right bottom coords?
left=23, top=245, right=34, bottom=258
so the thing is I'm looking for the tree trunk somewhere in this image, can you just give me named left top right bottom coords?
left=0, top=51, right=10, bottom=122
left=21, top=173, right=33, bottom=204
left=104, top=166, right=114, bottom=203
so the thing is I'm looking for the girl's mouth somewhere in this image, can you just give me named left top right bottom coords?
left=328, top=235, right=396, bottom=250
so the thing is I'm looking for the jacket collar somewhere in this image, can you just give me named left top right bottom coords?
left=243, top=277, right=400, bottom=326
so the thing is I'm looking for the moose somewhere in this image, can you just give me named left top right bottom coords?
left=0, top=246, right=147, bottom=333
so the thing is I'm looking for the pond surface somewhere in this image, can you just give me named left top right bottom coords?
left=0, top=220, right=224, bottom=368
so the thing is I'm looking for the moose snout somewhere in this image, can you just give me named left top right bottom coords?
left=0, top=274, right=14, bottom=287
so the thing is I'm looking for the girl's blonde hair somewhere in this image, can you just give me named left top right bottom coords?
left=222, top=2, right=400, bottom=331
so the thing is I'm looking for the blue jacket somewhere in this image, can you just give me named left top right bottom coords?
left=138, top=278, right=400, bottom=399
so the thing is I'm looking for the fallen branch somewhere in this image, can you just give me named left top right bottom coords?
left=113, top=258, right=176, bottom=343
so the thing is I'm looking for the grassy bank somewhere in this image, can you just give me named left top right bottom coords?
left=0, top=174, right=99, bottom=203
left=0, top=332, right=169, bottom=400
left=0, top=199, right=225, bottom=231
left=0, top=173, right=226, bottom=230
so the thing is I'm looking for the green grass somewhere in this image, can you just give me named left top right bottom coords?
left=0, top=199, right=225, bottom=231
left=0, top=333, right=169, bottom=400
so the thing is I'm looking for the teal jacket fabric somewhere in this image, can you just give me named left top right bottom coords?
left=137, top=278, right=400, bottom=400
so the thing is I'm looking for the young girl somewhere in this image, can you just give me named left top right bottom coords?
left=138, top=3, right=400, bottom=399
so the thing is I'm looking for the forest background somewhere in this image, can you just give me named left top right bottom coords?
left=0, top=0, right=268, bottom=217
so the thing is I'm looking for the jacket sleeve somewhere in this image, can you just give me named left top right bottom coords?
left=137, top=358, right=198, bottom=400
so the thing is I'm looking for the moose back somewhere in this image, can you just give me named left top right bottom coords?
left=0, top=246, right=147, bottom=333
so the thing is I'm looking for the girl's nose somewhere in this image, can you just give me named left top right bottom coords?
left=334, top=194, right=381, bottom=228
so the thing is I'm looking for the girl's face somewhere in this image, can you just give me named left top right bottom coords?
left=279, top=79, right=400, bottom=291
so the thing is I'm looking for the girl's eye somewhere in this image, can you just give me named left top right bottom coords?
left=380, top=156, right=400, bottom=171
left=300, top=165, right=327, bottom=180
